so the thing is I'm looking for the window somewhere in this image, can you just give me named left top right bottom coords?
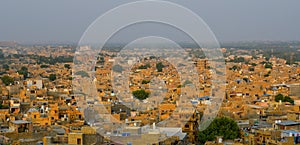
left=77, top=138, right=81, bottom=144
left=185, top=124, right=189, bottom=128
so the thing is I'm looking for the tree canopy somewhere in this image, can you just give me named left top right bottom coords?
left=2, top=64, right=9, bottom=70
left=229, top=65, right=240, bottom=71
left=248, top=67, right=255, bottom=71
left=40, top=64, right=49, bottom=68
left=31, top=55, right=73, bottom=65
left=230, top=56, right=245, bottom=63
left=275, top=94, right=294, bottom=104
left=142, top=80, right=150, bottom=84
left=1, top=75, right=14, bottom=86
left=264, top=62, right=273, bottom=69
left=198, top=117, right=240, bottom=145
left=138, top=63, right=151, bottom=69
left=0, top=104, right=9, bottom=109
left=18, top=66, right=28, bottom=79
left=156, top=62, right=165, bottom=72
left=64, top=64, right=71, bottom=69
left=49, top=74, right=57, bottom=81
left=132, top=89, right=150, bottom=100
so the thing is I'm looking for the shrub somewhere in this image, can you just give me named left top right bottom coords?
left=132, top=89, right=150, bottom=100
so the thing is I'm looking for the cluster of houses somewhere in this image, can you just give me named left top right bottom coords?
left=0, top=45, right=300, bottom=145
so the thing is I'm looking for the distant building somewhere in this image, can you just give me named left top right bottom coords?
left=276, top=120, right=300, bottom=130
left=9, top=120, right=32, bottom=133
left=289, top=84, right=300, bottom=97
left=26, top=79, right=43, bottom=89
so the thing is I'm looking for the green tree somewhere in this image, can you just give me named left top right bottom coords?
left=229, top=65, right=240, bottom=71
left=232, top=57, right=245, bottom=63
left=1, top=75, right=14, bottom=86
left=275, top=94, right=294, bottom=104
left=142, top=80, right=150, bottom=84
left=138, top=63, right=151, bottom=69
left=248, top=67, right=255, bottom=71
left=64, top=64, right=71, bottom=69
left=198, top=117, right=240, bottom=145
left=264, top=71, right=271, bottom=77
left=0, top=103, right=9, bottom=109
left=0, top=50, right=4, bottom=59
left=264, top=63, right=273, bottom=69
left=284, top=96, right=294, bottom=105
left=251, top=63, right=257, bottom=66
left=132, top=89, right=150, bottom=100
left=18, top=66, right=28, bottom=79
left=156, top=62, right=164, bottom=72
left=2, top=64, right=9, bottom=70
left=49, top=74, right=57, bottom=81
left=275, top=94, right=284, bottom=102
left=40, top=64, right=49, bottom=68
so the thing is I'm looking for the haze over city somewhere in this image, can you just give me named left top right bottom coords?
left=1, top=1, right=300, bottom=145
left=0, top=0, right=300, bottom=44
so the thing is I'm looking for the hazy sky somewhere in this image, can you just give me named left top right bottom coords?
left=0, top=0, right=299, bottom=43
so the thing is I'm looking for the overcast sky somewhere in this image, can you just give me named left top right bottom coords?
left=0, top=0, right=299, bottom=43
